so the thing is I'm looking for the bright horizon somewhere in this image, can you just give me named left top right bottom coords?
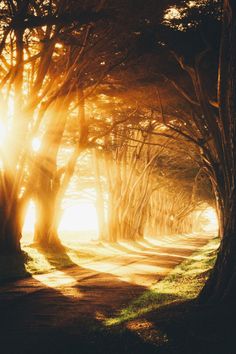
left=22, top=200, right=218, bottom=244
left=22, top=200, right=99, bottom=243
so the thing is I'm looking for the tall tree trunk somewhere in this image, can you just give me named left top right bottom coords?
left=0, top=8, right=26, bottom=254
left=34, top=173, right=62, bottom=248
left=0, top=173, right=22, bottom=253
left=0, top=208, right=22, bottom=253
left=34, top=87, right=88, bottom=248
left=93, top=150, right=107, bottom=241
left=199, top=0, right=236, bottom=303
left=199, top=190, right=236, bottom=302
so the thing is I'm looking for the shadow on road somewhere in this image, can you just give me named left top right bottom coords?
left=0, top=259, right=159, bottom=354
left=35, top=244, right=78, bottom=270
left=0, top=234, right=221, bottom=354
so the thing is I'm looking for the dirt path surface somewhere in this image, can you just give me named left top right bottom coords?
left=0, top=234, right=212, bottom=354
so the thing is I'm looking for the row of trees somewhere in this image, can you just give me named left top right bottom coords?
left=0, top=0, right=236, bottom=304
left=0, top=0, right=205, bottom=252
left=133, top=0, right=236, bottom=302
left=88, top=99, right=213, bottom=242
left=0, top=0, right=147, bottom=251
left=156, top=0, right=236, bottom=302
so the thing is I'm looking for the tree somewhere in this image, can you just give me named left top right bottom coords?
left=0, top=0, right=109, bottom=252
left=27, top=0, right=169, bottom=248
left=98, top=0, right=236, bottom=301
left=148, top=0, right=236, bottom=302
left=199, top=0, right=236, bottom=302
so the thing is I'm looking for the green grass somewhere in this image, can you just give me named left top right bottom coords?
left=0, top=237, right=230, bottom=354
left=105, top=237, right=219, bottom=326
left=0, top=242, right=100, bottom=283
left=21, top=243, right=102, bottom=275
left=0, top=236, right=219, bottom=311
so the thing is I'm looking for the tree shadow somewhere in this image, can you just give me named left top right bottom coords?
left=0, top=269, right=234, bottom=354
left=136, top=299, right=236, bottom=354
left=0, top=260, right=161, bottom=354
left=34, top=243, right=78, bottom=270
left=0, top=241, right=233, bottom=354
left=0, top=234, right=224, bottom=354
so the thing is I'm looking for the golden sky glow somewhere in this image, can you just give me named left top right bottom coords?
left=22, top=200, right=99, bottom=243
left=59, top=203, right=98, bottom=232
left=201, top=207, right=218, bottom=232
left=22, top=200, right=218, bottom=244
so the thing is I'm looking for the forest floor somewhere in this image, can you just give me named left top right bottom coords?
left=0, top=233, right=234, bottom=354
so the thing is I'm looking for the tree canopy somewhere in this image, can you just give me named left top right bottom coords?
left=0, top=0, right=236, bottom=304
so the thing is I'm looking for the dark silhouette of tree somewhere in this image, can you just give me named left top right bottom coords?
left=140, top=0, right=236, bottom=302
left=198, top=0, right=236, bottom=302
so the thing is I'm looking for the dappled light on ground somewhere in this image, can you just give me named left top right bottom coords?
left=0, top=234, right=219, bottom=354
left=34, top=270, right=76, bottom=287
left=33, top=270, right=83, bottom=298
left=104, top=237, right=219, bottom=327
left=125, top=319, right=168, bottom=347
left=21, top=233, right=215, bottom=291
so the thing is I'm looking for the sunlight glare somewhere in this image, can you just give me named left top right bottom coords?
left=22, top=200, right=36, bottom=243
left=21, top=200, right=99, bottom=244
left=59, top=202, right=99, bottom=242
left=0, top=121, right=7, bottom=147
left=201, top=207, right=218, bottom=232
left=8, top=95, right=14, bottom=117
left=34, top=270, right=76, bottom=287
left=164, top=6, right=182, bottom=20
left=23, top=200, right=36, bottom=232
left=32, top=137, right=41, bottom=152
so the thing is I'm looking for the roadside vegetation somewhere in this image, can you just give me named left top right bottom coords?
left=105, top=237, right=219, bottom=326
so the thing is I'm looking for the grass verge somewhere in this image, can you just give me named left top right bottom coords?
left=0, top=242, right=102, bottom=283
left=105, top=236, right=219, bottom=326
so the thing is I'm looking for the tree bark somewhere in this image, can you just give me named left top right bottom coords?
left=34, top=173, right=62, bottom=248
left=199, top=0, right=236, bottom=303
left=93, top=149, right=107, bottom=241
left=0, top=173, right=22, bottom=253
left=199, top=190, right=236, bottom=302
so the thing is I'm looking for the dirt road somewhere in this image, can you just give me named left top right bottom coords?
left=0, top=234, right=212, bottom=354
